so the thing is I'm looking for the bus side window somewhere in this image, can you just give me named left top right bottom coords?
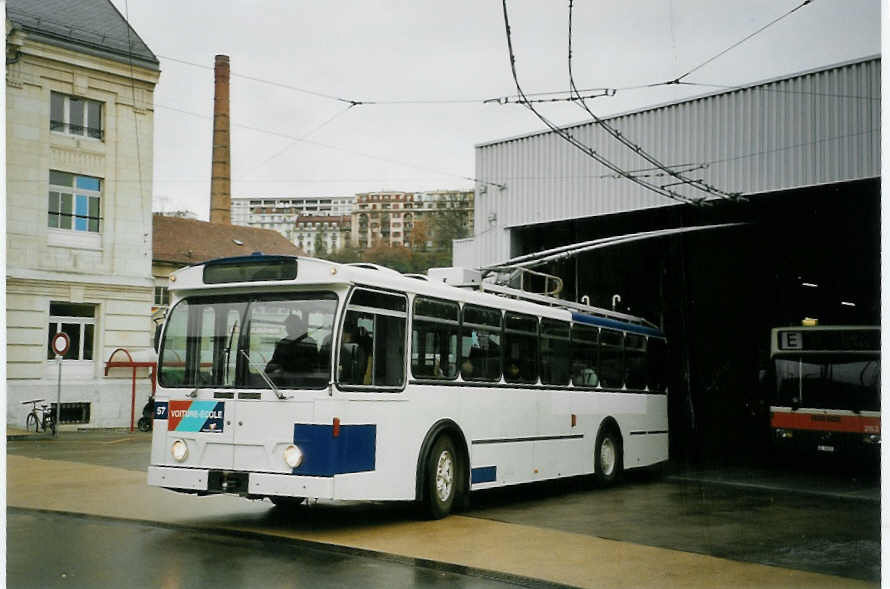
left=461, top=305, right=501, bottom=381
left=412, top=297, right=459, bottom=380
left=504, top=312, right=538, bottom=384
left=599, top=328, right=624, bottom=389
left=338, top=289, right=406, bottom=389
left=540, top=318, right=570, bottom=386
left=624, top=334, right=647, bottom=390
left=647, top=337, right=667, bottom=392
left=571, top=324, right=599, bottom=387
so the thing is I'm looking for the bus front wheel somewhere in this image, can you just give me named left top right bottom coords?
left=423, top=435, right=457, bottom=519
left=594, top=427, right=622, bottom=486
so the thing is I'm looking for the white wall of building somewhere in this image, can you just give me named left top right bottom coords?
left=6, top=31, right=159, bottom=428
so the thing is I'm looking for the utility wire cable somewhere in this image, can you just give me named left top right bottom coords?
left=159, top=54, right=480, bottom=106
left=668, top=0, right=814, bottom=84
left=153, top=103, right=504, bottom=190
left=567, top=0, right=740, bottom=201
left=157, top=54, right=363, bottom=105
left=241, top=103, right=357, bottom=179
left=123, top=0, right=148, bottom=245
left=502, top=0, right=703, bottom=206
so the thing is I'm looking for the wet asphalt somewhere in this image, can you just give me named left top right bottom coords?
left=6, top=431, right=881, bottom=585
left=8, top=509, right=555, bottom=589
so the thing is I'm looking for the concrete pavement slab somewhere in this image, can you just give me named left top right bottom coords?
left=7, top=454, right=876, bottom=589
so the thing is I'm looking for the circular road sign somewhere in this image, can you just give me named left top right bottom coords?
left=51, top=332, right=70, bottom=357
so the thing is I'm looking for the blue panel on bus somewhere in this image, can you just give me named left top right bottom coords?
left=571, top=312, right=663, bottom=337
left=471, top=466, right=497, bottom=484
left=292, top=424, right=376, bottom=477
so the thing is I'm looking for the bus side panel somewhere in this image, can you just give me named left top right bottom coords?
left=322, top=398, right=428, bottom=501
left=618, top=393, right=669, bottom=469
left=458, top=386, right=540, bottom=487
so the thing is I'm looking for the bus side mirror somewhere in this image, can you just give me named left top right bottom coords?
left=153, top=325, right=162, bottom=352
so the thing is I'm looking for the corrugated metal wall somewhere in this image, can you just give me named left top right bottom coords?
left=457, top=57, right=880, bottom=268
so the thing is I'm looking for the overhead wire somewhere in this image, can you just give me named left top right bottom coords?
left=669, top=0, right=814, bottom=84
left=501, top=0, right=704, bottom=206
left=566, top=0, right=740, bottom=202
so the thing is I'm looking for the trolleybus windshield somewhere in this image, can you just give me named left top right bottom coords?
left=774, top=354, right=880, bottom=412
left=159, top=292, right=337, bottom=390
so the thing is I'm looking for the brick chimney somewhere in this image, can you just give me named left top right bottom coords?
left=210, top=54, right=231, bottom=224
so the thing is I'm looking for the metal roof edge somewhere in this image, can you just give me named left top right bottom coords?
left=475, top=54, right=881, bottom=149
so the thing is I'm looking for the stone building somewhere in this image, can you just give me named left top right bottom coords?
left=6, top=0, right=160, bottom=428
left=292, top=215, right=350, bottom=256
left=230, top=195, right=354, bottom=240
left=351, top=190, right=473, bottom=249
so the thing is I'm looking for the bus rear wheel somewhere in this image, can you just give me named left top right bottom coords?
left=594, top=427, right=622, bottom=486
left=423, top=435, right=458, bottom=519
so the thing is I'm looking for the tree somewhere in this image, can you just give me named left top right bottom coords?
left=314, top=232, right=328, bottom=257
left=408, top=218, right=431, bottom=251
left=431, top=208, right=469, bottom=248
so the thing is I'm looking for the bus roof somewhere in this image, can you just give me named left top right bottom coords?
left=168, top=255, right=665, bottom=338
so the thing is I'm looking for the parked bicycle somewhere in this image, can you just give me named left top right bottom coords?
left=22, top=399, right=56, bottom=435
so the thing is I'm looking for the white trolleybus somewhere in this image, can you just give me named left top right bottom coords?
left=769, top=325, right=880, bottom=460
left=148, top=255, right=669, bottom=518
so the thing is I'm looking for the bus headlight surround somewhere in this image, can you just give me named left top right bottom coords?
left=284, top=444, right=304, bottom=468
left=775, top=428, right=793, bottom=439
left=171, top=439, right=189, bottom=462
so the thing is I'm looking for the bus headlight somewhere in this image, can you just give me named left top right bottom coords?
left=284, top=444, right=304, bottom=468
left=775, top=428, right=793, bottom=439
left=863, top=434, right=881, bottom=445
left=171, top=439, right=189, bottom=462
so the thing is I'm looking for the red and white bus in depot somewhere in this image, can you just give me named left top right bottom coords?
left=148, top=254, right=669, bottom=518
left=769, top=325, right=880, bottom=460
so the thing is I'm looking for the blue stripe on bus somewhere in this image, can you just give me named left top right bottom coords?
left=471, top=466, right=497, bottom=484
left=571, top=312, right=664, bottom=337
left=292, top=424, right=376, bottom=477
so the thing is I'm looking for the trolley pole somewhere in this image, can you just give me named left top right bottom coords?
left=55, top=354, right=62, bottom=437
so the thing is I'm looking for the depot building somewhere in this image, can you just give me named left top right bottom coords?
left=454, top=56, right=880, bottom=464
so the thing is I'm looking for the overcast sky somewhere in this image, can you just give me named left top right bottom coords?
left=110, top=0, right=880, bottom=220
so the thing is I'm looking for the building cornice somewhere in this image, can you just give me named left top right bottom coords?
left=7, top=268, right=154, bottom=289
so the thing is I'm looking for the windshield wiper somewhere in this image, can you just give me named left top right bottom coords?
left=223, top=320, right=238, bottom=384
left=240, top=350, right=289, bottom=400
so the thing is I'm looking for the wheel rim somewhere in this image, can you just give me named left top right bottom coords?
left=435, top=450, right=454, bottom=502
left=600, top=437, right=616, bottom=476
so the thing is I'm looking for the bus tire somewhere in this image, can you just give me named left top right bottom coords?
left=423, top=435, right=458, bottom=519
left=269, top=496, right=305, bottom=509
left=594, top=426, right=622, bottom=486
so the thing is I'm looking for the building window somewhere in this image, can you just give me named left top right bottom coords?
left=48, top=171, right=101, bottom=232
left=50, top=92, right=103, bottom=140
left=154, top=286, right=170, bottom=307
left=47, top=302, right=96, bottom=360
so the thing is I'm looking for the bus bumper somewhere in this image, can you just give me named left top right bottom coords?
left=148, top=466, right=334, bottom=498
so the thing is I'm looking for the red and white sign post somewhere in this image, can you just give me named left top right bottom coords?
left=51, top=332, right=70, bottom=437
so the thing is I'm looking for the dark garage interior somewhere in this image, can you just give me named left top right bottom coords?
left=513, top=178, right=880, bottom=465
